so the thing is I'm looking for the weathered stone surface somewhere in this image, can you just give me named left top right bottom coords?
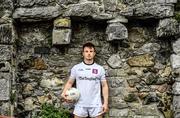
left=159, top=66, right=172, bottom=78
left=0, top=73, right=12, bottom=80
left=153, top=83, right=171, bottom=93
left=127, top=76, right=141, bottom=87
left=106, top=23, right=128, bottom=41
left=128, top=27, right=147, bottom=43
left=17, top=0, right=55, bottom=7
left=59, top=0, right=79, bottom=5
left=138, top=43, right=161, bottom=54
left=0, top=24, right=14, bottom=44
left=166, top=0, right=177, bottom=3
left=24, top=97, right=37, bottom=111
left=0, top=45, right=12, bottom=61
left=52, top=29, right=71, bottom=45
left=107, top=16, right=128, bottom=23
left=0, top=10, right=12, bottom=24
left=22, top=84, right=33, bottom=96
left=108, top=77, right=124, bottom=88
left=110, top=97, right=128, bottom=109
left=170, top=54, right=180, bottom=69
left=173, top=38, right=180, bottom=54
left=174, top=109, right=180, bottom=118
left=173, top=82, right=180, bottom=95
left=109, top=108, right=129, bottom=117
left=92, top=13, right=113, bottom=20
left=127, top=54, right=155, bottom=67
left=34, top=58, right=47, bottom=70
left=124, top=93, right=138, bottom=102
left=63, top=2, right=100, bottom=17
left=40, top=77, right=64, bottom=89
left=133, top=4, right=174, bottom=19
left=54, top=17, right=71, bottom=28
left=109, top=87, right=125, bottom=97
left=0, top=79, right=9, bottom=100
left=132, top=104, right=161, bottom=116
left=173, top=96, right=180, bottom=110
left=0, top=102, right=10, bottom=116
left=103, top=0, right=117, bottom=11
left=157, top=18, right=179, bottom=37
left=107, top=54, right=123, bottom=69
left=13, top=5, right=62, bottom=21
left=0, top=0, right=13, bottom=15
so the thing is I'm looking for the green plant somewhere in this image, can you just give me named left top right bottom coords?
left=35, top=103, right=71, bottom=118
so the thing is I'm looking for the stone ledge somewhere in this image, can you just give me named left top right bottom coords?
left=13, top=5, right=62, bottom=22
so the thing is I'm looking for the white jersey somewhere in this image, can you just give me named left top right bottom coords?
left=70, top=62, right=106, bottom=107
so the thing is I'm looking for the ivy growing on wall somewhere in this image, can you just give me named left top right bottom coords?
left=34, top=103, right=71, bottom=118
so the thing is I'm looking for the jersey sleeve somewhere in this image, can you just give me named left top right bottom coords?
left=69, top=66, right=76, bottom=80
left=100, top=67, right=106, bottom=81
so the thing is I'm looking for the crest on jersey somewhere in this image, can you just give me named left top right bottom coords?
left=92, top=69, right=98, bottom=74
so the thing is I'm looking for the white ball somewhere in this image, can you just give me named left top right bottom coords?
left=66, top=87, right=80, bottom=101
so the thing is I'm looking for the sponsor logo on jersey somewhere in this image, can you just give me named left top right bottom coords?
left=92, top=69, right=98, bottom=74
left=85, top=68, right=91, bottom=70
left=78, top=68, right=84, bottom=71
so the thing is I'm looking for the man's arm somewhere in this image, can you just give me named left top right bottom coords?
left=61, top=78, right=75, bottom=101
left=101, top=80, right=109, bottom=113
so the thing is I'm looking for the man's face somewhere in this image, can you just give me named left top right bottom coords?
left=82, top=47, right=96, bottom=61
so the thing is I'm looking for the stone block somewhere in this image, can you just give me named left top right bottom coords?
left=109, top=108, right=129, bottom=117
left=109, top=87, right=125, bottom=97
left=107, top=16, right=128, bottom=24
left=106, top=23, right=128, bottom=41
left=0, top=24, right=14, bottom=44
left=108, top=77, right=125, bottom=88
left=173, top=38, right=180, bottom=54
left=34, top=58, right=47, bottom=70
left=0, top=73, right=12, bottom=80
left=13, top=5, right=62, bottom=22
left=166, top=0, right=177, bottom=3
left=52, top=29, right=71, bottom=45
left=54, top=18, right=71, bottom=28
left=132, top=104, right=161, bottom=116
left=174, top=109, right=180, bottom=118
left=107, top=54, right=123, bottom=69
left=157, top=18, right=179, bottom=38
left=17, top=0, right=55, bottom=7
left=59, top=0, right=79, bottom=5
left=63, top=2, right=100, bottom=17
left=0, top=0, right=13, bottom=14
left=103, top=0, right=117, bottom=11
left=133, top=4, right=174, bottom=19
left=0, top=45, right=12, bottom=61
left=173, top=82, right=180, bottom=95
left=0, top=79, right=9, bottom=100
left=139, top=43, right=161, bottom=54
left=0, top=102, right=11, bottom=115
left=110, top=97, right=128, bottom=109
left=127, top=54, right=155, bottom=67
left=170, top=54, right=180, bottom=69
left=173, top=96, right=180, bottom=110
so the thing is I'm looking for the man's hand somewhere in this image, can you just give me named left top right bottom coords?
left=102, top=103, right=109, bottom=113
left=60, top=93, right=74, bottom=103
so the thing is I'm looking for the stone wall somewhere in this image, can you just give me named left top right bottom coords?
left=0, top=0, right=180, bottom=118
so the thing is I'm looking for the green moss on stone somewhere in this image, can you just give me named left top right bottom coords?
left=175, top=12, right=180, bottom=23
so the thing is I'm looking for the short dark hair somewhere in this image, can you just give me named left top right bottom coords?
left=82, top=42, right=95, bottom=51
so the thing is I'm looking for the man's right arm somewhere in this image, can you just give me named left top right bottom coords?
left=61, top=78, right=75, bottom=100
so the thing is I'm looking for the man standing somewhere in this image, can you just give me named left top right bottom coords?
left=61, top=42, right=109, bottom=118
